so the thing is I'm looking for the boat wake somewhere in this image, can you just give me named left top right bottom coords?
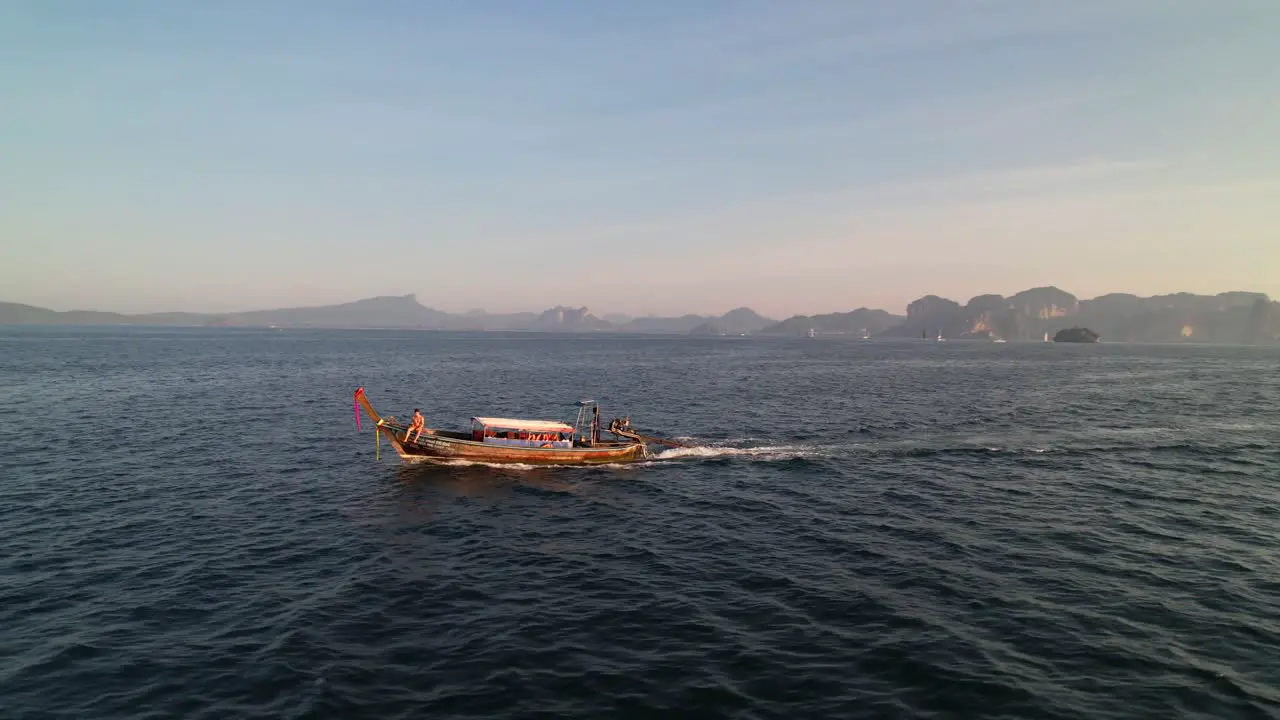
left=652, top=444, right=819, bottom=462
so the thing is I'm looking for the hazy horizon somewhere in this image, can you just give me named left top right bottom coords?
left=3, top=2, right=1277, bottom=319
left=8, top=281, right=1277, bottom=322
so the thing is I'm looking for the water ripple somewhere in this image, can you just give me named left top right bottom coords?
left=1, top=330, right=1279, bottom=719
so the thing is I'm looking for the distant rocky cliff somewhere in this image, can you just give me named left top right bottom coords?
left=530, top=306, right=613, bottom=331
left=870, top=287, right=1276, bottom=343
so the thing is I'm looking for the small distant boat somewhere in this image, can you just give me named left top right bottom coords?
left=1043, top=331, right=1050, bottom=343
left=861, top=328, right=871, bottom=340
left=936, top=330, right=945, bottom=342
left=992, top=335, right=1007, bottom=343
left=353, top=388, right=682, bottom=465
left=807, top=327, right=816, bottom=338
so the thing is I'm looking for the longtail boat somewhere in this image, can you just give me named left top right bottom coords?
left=353, top=387, right=681, bottom=465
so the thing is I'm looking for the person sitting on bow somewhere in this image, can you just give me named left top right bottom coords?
left=406, top=408, right=425, bottom=444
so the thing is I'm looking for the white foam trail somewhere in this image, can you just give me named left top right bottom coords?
left=653, top=444, right=819, bottom=461
left=423, top=459, right=595, bottom=471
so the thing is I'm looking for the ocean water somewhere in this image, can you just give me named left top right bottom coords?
left=1, top=327, right=1278, bottom=719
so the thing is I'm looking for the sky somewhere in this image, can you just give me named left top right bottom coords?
left=1, top=0, right=1277, bottom=318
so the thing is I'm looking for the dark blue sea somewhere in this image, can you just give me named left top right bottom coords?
left=2, top=327, right=1278, bottom=719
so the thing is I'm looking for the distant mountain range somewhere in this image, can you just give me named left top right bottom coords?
left=2, top=287, right=1276, bottom=343
left=0, top=295, right=775, bottom=335
left=757, top=308, right=903, bottom=337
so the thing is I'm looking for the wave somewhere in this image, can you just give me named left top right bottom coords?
left=653, top=444, right=820, bottom=461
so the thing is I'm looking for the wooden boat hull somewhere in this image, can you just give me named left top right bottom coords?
left=378, top=424, right=648, bottom=465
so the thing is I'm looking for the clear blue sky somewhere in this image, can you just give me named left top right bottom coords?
left=2, top=1, right=1277, bottom=317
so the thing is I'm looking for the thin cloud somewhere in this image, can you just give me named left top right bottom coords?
left=670, top=0, right=1173, bottom=72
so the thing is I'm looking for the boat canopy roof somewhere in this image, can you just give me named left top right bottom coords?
left=471, top=417, right=574, bottom=433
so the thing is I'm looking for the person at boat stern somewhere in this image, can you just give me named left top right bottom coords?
left=406, top=408, right=425, bottom=444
